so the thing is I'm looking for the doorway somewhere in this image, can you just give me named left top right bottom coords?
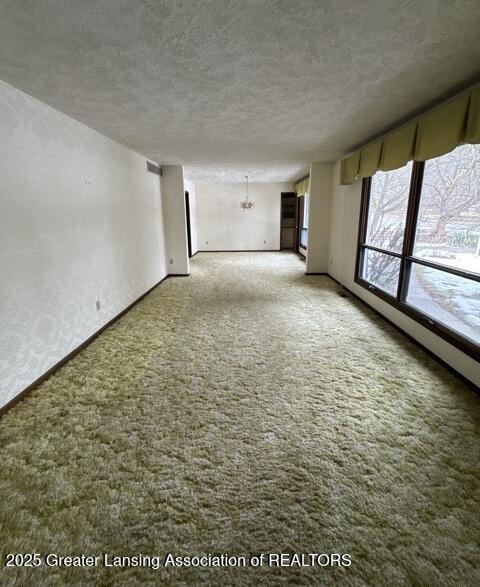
left=185, top=191, right=192, bottom=258
left=280, top=192, right=298, bottom=250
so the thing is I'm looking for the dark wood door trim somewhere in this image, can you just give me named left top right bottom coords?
left=185, top=191, right=192, bottom=258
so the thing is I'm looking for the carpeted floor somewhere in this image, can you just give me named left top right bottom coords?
left=0, top=252, right=479, bottom=586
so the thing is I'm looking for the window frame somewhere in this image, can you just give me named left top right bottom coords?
left=355, top=160, right=480, bottom=361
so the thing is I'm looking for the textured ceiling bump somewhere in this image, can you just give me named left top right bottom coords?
left=0, top=0, right=479, bottom=182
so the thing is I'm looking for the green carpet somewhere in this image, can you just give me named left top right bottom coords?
left=0, top=252, right=479, bottom=586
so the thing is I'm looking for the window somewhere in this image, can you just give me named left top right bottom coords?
left=300, top=194, right=309, bottom=249
left=365, top=162, right=412, bottom=253
left=356, top=144, right=480, bottom=359
left=412, top=145, right=480, bottom=275
left=359, top=163, right=412, bottom=294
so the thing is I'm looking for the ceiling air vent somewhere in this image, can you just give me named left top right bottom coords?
left=147, top=161, right=162, bottom=176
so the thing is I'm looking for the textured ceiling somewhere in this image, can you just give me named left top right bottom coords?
left=0, top=0, right=480, bottom=182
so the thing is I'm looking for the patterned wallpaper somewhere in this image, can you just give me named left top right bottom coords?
left=0, top=80, right=167, bottom=409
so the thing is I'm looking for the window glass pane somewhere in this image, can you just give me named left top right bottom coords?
left=413, top=144, right=480, bottom=275
left=300, top=227, right=308, bottom=248
left=406, top=262, right=480, bottom=344
left=303, top=195, right=309, bottom=229
left=366, top=162, right=412, bottom=253
left=361, top=248, right=401, bottom=296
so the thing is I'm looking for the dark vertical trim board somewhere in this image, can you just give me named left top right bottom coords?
left=185, top=191, right=192, bottom=259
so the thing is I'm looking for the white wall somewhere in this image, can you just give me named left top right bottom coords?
left=306, top=163, right=334, bottom=274
left=161, top=166, right=190, bottom=274
left=184, top=179, right=199, bottom=255
left=0, top=79, right=168, bottom=410
left=196, top=182, right=293, bottom=251
left=328, top=160, right=480, bottom=387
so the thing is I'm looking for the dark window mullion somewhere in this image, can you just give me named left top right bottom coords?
left=362, top=244, right=402, bottom=258
left=360, top=177, right=371, bottom=246
left=355, top=177, right=371, bottom=280
left=397, top=161, right=424, bottom=302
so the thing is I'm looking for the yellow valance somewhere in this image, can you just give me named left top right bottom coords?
left=379, top=121, right=417, bottom=171
left=463, top=86, right=479, bottom=143
left=295, top=176, right=310, bottom=196
left=357, top=140, right=382, bottom=178
left=340, top=85, right=480, bottom=185
left=415, top=92, right=470, bottom=161
left=339, top=152, right=360, bottom=186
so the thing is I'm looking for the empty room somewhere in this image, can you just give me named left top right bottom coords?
left=1, top=1, right=479, bottom=585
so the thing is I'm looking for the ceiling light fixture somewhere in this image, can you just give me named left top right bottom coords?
left=240, top=175, right=255, bottom=210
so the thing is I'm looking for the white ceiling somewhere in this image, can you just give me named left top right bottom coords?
left=0, top=0, right=479, bottom=182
